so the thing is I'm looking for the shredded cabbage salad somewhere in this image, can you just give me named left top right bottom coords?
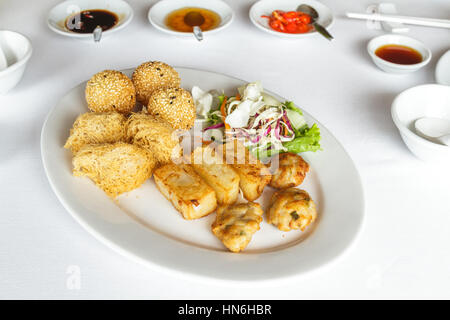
left=191, top=82, right=321, bottom=159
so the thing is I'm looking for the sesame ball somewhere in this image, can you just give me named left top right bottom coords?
left=85, top=70, right=136, bottom=114
left=147, top=87, right=196, bottom=130
left=132, top=61, right=181, bottom=106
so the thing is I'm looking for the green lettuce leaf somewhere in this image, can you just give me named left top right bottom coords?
left=283, top=101, right=303, bottom=116
left=217, top=94, right=225, bottom=107
left=283, top=124, right=321, bottom=153
left=255, top=124, right=321, bottom=158
left=206, top=110, right=223, bottom=125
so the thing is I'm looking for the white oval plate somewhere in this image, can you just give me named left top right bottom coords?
left=41, top=67, right=364, bottom=282
left=436, top=49, right=450, bottom=85
left=47, top=0, right=133, bottom=40
left=249, top=0, right=333, bottom=38
left=148, top=0, right=234, bottom=37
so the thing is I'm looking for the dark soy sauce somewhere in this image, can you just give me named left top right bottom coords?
left=66, top=9, right=118, bottom=33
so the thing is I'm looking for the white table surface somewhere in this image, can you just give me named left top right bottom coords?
left=1, top=0, right=450, bottom=299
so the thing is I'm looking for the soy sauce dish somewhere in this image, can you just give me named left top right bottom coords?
left=367, top=34, right=431, bottom=74
left=47, top=0, right=133, bottom=40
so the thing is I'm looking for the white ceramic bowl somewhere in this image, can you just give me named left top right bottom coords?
left=148, top=0, right=234, bottom=37
left=0, top=30, right=32, bottom=94
left=391, top=84, right=450, bottom=162
left=367, top=34, right=431, bottom=73
left=249, top=0, right=333, bottom=38
left=435, top=49, right=450, bottom=85
left=47, top=0, right=133, bottom=41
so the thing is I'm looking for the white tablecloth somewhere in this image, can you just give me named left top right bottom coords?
left=1, top=0, right=450, bottom=299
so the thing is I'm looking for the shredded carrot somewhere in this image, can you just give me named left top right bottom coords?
left=283, top=116, right=289, bottom=135
left=236, top=94, right=241, bottom=101
left=220, top=97, right=227, bottom=116
left=220, top=97, right=230, bottom=130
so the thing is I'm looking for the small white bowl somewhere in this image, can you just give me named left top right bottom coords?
left=435, top=49, right=450, bottom=85
left=148, top=0, right=234, bottom=38
left=249, top=0, right=333, bottom=38
left=0, top=30, right=32, bottom=94
left=391, top=84, right=450, bottom=162
left=367, top=34, right=431, bottom=73
left=47, top=0, right=133, bottom=41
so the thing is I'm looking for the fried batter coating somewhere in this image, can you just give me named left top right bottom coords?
left=72, top=142, right=155, bottom=198
left=64, top=112, right=126, bottom=153
left=153, top=163, right=217, bottom=220
left=269, top=153, right=309, bottom=189
left=219, top=140, right=271, bottom=201
left=212, top=202, right=263, bottom=253
left=126, top=112, right=181, bottom=166
left=267, top=188, right=317, bottom=231
left=189, top=146, right=240, bottom=205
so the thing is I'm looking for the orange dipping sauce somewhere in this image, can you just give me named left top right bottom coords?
left=375, top=44, right=423, bottom=65
left=165, top=7, right=221, bottom=32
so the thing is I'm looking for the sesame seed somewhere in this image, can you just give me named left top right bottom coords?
left=147, top=87, right=195, bottom=130
left=132, top=61, right=181, bottom=106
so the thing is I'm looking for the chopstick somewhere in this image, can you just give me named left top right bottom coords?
left=346, top=12, right=450, bottom=29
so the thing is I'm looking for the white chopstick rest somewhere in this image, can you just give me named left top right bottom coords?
left=378, top=3, right=409, bottom=33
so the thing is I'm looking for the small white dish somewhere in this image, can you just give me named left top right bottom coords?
left=435, top=49, right=450, bottom=85
left=0, top=30, right=32, bottom=95
left=47, top=0, right=133, bottom=41
left=392, top=84, right=450, bottom=162
left=367, top=34, right=431, bottom=73
left=148, top=0, right=234, bottom=38
left=249, top=0, right=333, bottom=38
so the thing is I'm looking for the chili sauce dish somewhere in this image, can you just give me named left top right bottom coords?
left=249, top=0, right=333, bottom=38
left=148, top=0, right=233, bottom=37
left=367, top=34, right=431, bottom=74
left=47, top=0, right=133, bottom=40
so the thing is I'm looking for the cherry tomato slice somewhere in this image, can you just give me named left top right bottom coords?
left=262, top=10, right=313, bottom=34
left=298, top=14, right=311, bottom=24
left=296, top=23, right=312, bottom=33
left=269, top=19, right=283, bottom=31
left=285, top=23, right=299, bottom=33
left=282, top=11, right=299, bottom=23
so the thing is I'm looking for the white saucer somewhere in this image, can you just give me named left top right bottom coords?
left=148, top=0, right=234, bottom=38
left=47, top=0, right=133, bottom=41
left=249, top=0, right=333, bottom=38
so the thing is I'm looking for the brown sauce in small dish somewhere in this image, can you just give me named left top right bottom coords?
left=65, top=9, right=118, bottom=33
left=375, top=44, right=423, bottom=65
left=165, top=7, right=221, bottom=32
